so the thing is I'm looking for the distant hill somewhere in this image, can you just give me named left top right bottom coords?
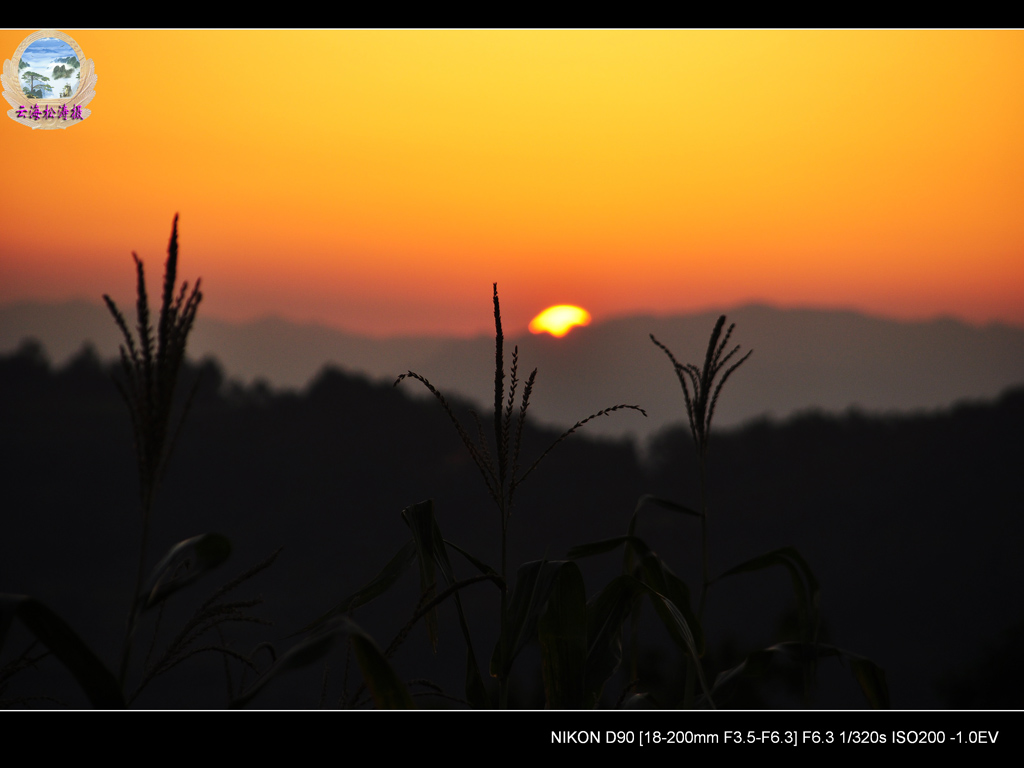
left=4, top=300, right=1024, bottom=443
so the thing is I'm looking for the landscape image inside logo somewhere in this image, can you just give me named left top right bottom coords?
left=18, top=38, right=77, bottom=99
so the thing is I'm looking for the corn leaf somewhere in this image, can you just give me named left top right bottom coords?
left=537, top=562, right=587, bottom=708
left=490, top=560, right=565, bottom=680
left=445, top=539, right=499, bottom=580
left=705, top=641, right=888, bottom=709
left=296, top=540, right=417, bottom=639
left=231, top=616, right=412, bottom=709
left=634, top=551, right=704, bottom=656
left=402, top=501, right=445, bottom=651
left=140, top=533, right=231, bottom=611
left=401, top=500, right=486, bottom=708
left=717, top=546, right=820, bottom=645
left=583, top=575, right=644, bottom=708
left=628, top=494, right=701, bottom=538
left=639, top=586, right=712, bottom=707
left=0, top=594, right=125, bottom=709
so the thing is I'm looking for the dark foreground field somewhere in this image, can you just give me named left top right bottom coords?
left=2, top=341, right=1023, bottom=709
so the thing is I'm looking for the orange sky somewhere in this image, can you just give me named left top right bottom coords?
left=2, top=29, right=1022, bottom=336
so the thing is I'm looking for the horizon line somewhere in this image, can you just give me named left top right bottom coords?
left=4, top=295, right=1024, bottom=339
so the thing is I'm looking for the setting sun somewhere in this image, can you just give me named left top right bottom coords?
left=528, top=305, right=592, bottom=337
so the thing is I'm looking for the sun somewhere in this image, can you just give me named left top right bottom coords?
left=528, top=305, right=592, bottom=338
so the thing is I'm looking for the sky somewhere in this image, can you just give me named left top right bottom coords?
left=1, top=29, right=1023, bottom=337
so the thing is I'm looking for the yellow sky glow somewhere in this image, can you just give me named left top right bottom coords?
left=1, top=29, right=1022, bottom=336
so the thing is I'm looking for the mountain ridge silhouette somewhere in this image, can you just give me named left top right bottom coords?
left=4, top=299, right=1023, bottom=444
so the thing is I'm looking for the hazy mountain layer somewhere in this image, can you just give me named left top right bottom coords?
left=4, top=300, right=1024, bottom=444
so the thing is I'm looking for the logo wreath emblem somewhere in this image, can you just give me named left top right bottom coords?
left=3, top=29, right=97, bottom=130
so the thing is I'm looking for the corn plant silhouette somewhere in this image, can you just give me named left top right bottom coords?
left=644, top=317, right=887, bottom=708
left=650, top=315, right=751, bottom=619
left=560, top=317, right=750, bottom=709
left=296, top=284, right=647, bottom=708
left=567, top=316, right=887, bottom=708
left=1, top=216, right=277, bottom=708
left=397, top=285, right=645, bottom=588
left=394, top=284, right=646, bottom=707
left=106, top=217, right=283, bottom=706
left=103, top=214, right=205, bottom=687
